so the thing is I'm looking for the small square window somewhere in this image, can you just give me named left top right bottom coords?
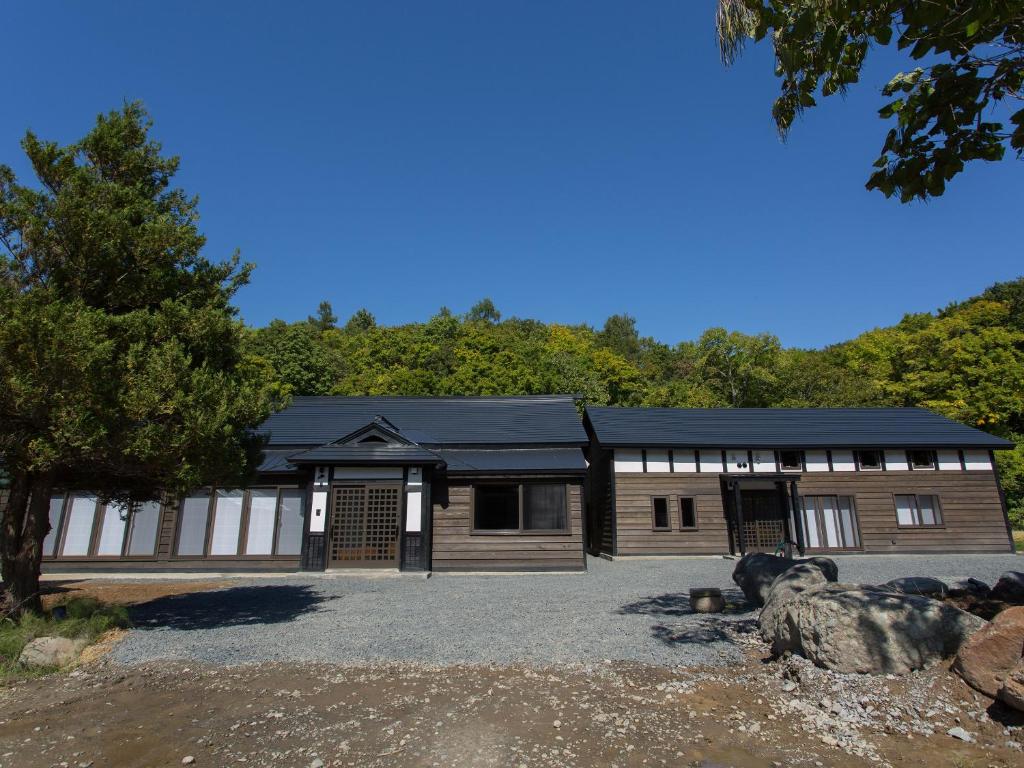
left=651, top=497, right=670, bottom=530
left=908, top=450, right=935, bottom=469
left=679, top=498, right=697, bottom=529
left=856, top=450, right=883, bottom=470
left=778, top=450, right=803, bottom=471
left=474, top=485, right=520, bottom=530
left=895, top=494, right=943, bottom=527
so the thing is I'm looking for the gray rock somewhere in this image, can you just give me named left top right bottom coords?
left=992, top=572, right=1024, bottom=604
left=759, top=563, right=831, bottom=650
left=882, top=577, right=949, bottom=598
left=948, top=578, right=991, bottom=598
left=309, top=759, right=324, bottom=768
left=732, top=553, right=839, bottom=607
left=761, top=582, right=986, bottom=674
left=947, top=726, right=975, bottom=743
left=18, top=636, right=88, bottom=668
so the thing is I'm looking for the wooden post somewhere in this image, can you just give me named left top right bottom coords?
left=733, top=481, right=746, bottom=556
left=789, top=480, right=805, bottom=556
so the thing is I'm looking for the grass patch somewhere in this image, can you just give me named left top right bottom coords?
left=1014, top=529, right=1023, bottom=552
left=0, top=596, right=130, bottom=680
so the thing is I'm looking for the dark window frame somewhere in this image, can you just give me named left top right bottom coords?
left=678, top=497, right=698, bottom=530
left=777, top=450, right=804, bottom=472
left=855, top=449, right=884, bottom=471
left=893, top=493, right=945, bottom=528
left=651, top=496, right=671, bottom=531
left=470, top=482, right=572, bottom=535
left=906, top=450, right=937, bottom=470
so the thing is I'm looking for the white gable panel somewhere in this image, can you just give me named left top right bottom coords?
left=937, top=449, right=961, bottom=470
left=751, top=450, right=776, bottom=472
left=672, top=449, right=697, bottom=473
left=831, top=450, right=856, bottom=472
left=699, top=450, right=724, bottom=473
left=963, top=450, right=992, bottom=471
left=646, top=449, right=671, bottom=473
left=724, top=450, right=751, bottom=472
left=804, top=450, right=830, bottom=472
left=884, top=450, right=909, bottom=471
left=614, top=449, right=644, bottom=473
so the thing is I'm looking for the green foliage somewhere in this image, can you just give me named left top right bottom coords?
left=0, top=597, right=129, bottom=678
left=0, top=103, right=282, bottom=501
left=307, top=300, right=337, bottom=331
left=717, top=1, right=1024, bottom=201
left=466, top=298, right=501, bottom=324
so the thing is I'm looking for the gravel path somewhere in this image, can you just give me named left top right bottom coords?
left=111, top=553, right=1021, bottom=668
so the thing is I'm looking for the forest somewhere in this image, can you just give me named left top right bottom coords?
left=245, top=278, right=1024, bottom=529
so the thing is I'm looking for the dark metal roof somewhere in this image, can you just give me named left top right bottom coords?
left=288, top=444, right=445, bottom=465
left=437, top=448, right=587, bottom=474
left=260, top=396, right=586, bottom=447
left=585, top=407, right=1014, bottom=450
left=256, top=449, right=301, bottom=474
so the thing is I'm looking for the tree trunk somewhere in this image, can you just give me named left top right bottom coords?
left=0, top=470, right=53, bottom=616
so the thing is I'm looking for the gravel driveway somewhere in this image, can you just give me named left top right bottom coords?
left=111, top=553, right=1021, bottom=668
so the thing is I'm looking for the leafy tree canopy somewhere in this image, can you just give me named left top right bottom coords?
left=717, top=1, right=1024, bottom=201
left=0, top=103, right=281, bottom=612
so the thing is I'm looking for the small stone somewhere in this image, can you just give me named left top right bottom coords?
left=947, top=727, right=975, bottom=743
left=552, top=720, right=561, bottom=728
left=309, top=760, right=324, bottom=768
left=181, top=758, right=195, bottom=766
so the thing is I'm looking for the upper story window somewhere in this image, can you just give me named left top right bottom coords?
left=855, top=450, right=883, bottom=470
left=778, top=450, right=803, bottom=471
left=907, top=450, right=936, bottom=469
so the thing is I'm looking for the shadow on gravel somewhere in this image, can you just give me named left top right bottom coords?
left=648, top=617, right=759, bottom=647
left=129, top=585, right=331, bottom=630
left=617, top=589, right=749, bottom=617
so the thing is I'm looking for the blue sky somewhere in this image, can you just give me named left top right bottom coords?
left=5, top=2, right=1020, bottom=348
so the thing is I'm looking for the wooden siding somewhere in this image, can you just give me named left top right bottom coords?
left=613, top=473, right=730, bottom=555
left=798, top=471, right=1012, bottom=553
left=610, top=469, right=1013, bottom=556
left=432, top=481, right=586, bottom=571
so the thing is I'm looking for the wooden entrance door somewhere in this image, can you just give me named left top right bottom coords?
left=328, top=485, right=401, bottom=567
left=738, top=489, right=786, bottom=553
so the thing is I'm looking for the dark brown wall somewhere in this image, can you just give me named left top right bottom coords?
left=610, top=469, right=1013, bottom=555
left=799, top=470, right=1012, bottom=553
left=432, top=480, right=586, bottom=571
left=613, top=473, right=731, bottom=556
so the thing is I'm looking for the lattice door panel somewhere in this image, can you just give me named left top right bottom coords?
left=742, top=519, right=784, bottom=551
left=328, top=486, right=399, bottom=567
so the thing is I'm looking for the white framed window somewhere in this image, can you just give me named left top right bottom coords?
left=61, top=494, right=98, bottom=556
left=855, top=450, right=883, bottom=470
left=895, top=494, right=943, bottom=527
left=778, top=450, right=803, bottom=471
left=209, top=489, right=244, bottom=555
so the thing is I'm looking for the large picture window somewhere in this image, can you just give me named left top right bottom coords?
left=61, top=494, right=99, bottom=556
left=800, top=495, right=860, bottom=549
left=473, top=483, right=569, bottom=533
left=175, top=487, right=306, bottom=558
left=43, top=495, right=66, bottom=557
left=894, top=494, right=943, bottom=527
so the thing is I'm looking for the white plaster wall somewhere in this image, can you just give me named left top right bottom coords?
left=672, top=449, right=697, bottom=473
left=831, top=450, right=856, bottom=472
left=884, top=450, right=909, bottom=471
left=963, top=450, right=992, bottom=470
left=699, top=450, right=724, bottom=473
left=804, top=450, right=830, bottom=472
left=614, top=449, right=644, bottom=473
left=751, top=450, right=776, bottom=473
left=937, top=449, right=962, bottom=470
left=646, top=450, right=671, bottom=473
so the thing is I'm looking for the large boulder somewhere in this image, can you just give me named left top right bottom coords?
left=953, top=606, right=1024, bottom=698
left=761, top=582, right=985, bottom=674
left=999, top=661, right=1024, bottom=712
left=883, top=576, right=948, bottom=598
left=732, top=553, right=839, bottom=607
left=992, top=572, right=1024, bottom=604
left=18, top=636, right=88, bottom=668
left=759, top=562, right=831, bottom=650
left=948, top=578, right=991, bottom=598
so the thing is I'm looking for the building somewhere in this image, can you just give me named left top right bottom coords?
left=583, top=406, right=1015, bottom=557
left=39, top=395, right=589, bottom=573
left=31, top=399, right=1017, bottom=573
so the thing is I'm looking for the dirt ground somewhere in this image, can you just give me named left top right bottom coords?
left=40, top=579, right=238, bottom=610
left=2, top=579, right=1020, bottom=767
left=1, top=653, right=1022, bottom=768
